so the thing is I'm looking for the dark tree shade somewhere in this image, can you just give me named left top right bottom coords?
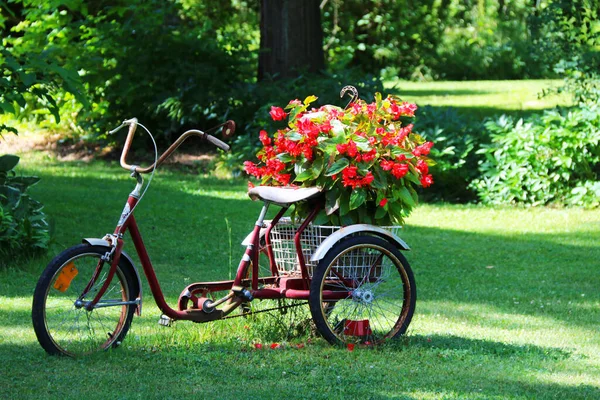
left=258, top=0, right=324, bottom=80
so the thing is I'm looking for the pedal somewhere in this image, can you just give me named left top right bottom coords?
left=158, top=314, right=173, bottom=327
left=232, top=285, right=254, bottom=301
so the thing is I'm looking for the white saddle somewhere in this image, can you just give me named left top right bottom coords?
left=248, top=186, right=322, bottom=206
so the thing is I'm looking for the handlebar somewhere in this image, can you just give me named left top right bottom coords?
left=115, top=118, right=233, bottom=174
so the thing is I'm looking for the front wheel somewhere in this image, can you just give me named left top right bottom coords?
left=309, top=235, right=416, bottom=346
left=32, top=245, right=137, bottom=356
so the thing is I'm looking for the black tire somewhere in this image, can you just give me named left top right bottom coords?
left=309, top=235, right=416, bottom=346
left=32, top=244, right=137, bottom=356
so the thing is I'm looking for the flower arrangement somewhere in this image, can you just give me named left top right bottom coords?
left=243, top=92, right=434, bottom=226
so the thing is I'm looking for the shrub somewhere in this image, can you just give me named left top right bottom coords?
left=472, top=105, right=600, bottom=207
left=0, top=154, right=51, bottom=266
left=414, top=106, right=484, bottom=202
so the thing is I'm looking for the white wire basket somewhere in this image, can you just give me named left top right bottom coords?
left=269, top=218, right=401, bottom=277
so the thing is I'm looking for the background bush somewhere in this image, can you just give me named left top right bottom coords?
left=472, top=105, right=600, bottom=207
left=0, top=154, right=51, bottom=266
left=414, top=106, right=484, bottom=202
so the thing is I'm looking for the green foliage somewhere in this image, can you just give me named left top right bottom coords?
left=532, top=0, right=600, bottom=103
left=0, top=1, right=88, bottom=136
left=415, top=106, right=483, bottom=202
left=322, top=0, right=451, bottom=80
left=437, top=18, right=544, bottom=80
left=0, top=154, right=51, bottom=266
left=2, top=0, right=257, bottom=141
left=472, top=105, right=600, bottom=207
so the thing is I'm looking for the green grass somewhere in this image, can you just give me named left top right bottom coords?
left=2, top=154, right=599, bottom=399
left=386, top=79, right=572, bottom=119
left=1, top=80, right=599, bottom=399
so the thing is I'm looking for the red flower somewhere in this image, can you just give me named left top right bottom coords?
left=276, top=174, right=291, bottom=185
left=337, top=141, right=358, bottom=158
left=367, top=102, right=377, bottom=118
left=391, top=163, right=409, bottom=179
left=380, top=159, right=394, bottom=171
left=259, top=130, right=271, bottom=146
left=343, top=166, right=358, bottom=179
left=341, top=167, right=374, bottom=189
left=398, top=101, right=418, bottom=117
left=319, top=120, right=332, bottom=134
left=379, top=198, right=388, bottom=207
left=297, top=117, right=320, bottom=137
left=351, top=102, right=363, bottom=115
left=362, top=149, right=377, bottom=163
left=413, top=141, right=434, bottom=156
left=420, top=174, right=434, bottom=188
left=346, top=141, right=358, bottom=158
left=416, top=160, right=429, bottom=175
left=269, top=106, right=287, bottom=121
left=361, top=172, right=374, bottom=186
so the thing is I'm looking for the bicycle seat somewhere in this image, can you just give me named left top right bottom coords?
left=248, top=186, right=322, bottom=205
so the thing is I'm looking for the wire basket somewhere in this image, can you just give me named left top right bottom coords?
left=269, top=218, right=400, bottom=277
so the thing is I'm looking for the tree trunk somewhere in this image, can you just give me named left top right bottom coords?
left=258, top=0, right=324, bottom=81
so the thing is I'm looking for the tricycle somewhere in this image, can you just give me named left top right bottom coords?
left=32, top=117, right=416, bottom=356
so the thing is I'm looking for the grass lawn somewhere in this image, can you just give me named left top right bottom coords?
left=386, top=79, right=572, bottom=119
left=1, top=80, right=599, bottom=399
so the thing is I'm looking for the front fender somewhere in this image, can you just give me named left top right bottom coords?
left=309, top=224, right=410, bottom=263
left=82, top=238, right=143, bottom=316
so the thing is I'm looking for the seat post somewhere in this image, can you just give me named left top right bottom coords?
left=256, top=202, right=270, bottom=227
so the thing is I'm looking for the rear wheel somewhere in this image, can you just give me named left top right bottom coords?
left=309, top=235, right=416, bottom=346
left=32, top=245, right=137, bottom=356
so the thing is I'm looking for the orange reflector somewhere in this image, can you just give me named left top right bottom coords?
left=53, top=263, right=79, bottom=292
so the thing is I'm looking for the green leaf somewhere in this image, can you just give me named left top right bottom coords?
left=349, top=188, right=366, bottom=210
left=398, top=186, right=416, bottom=208
left=311, top=156, right=325, bottom=176
left=0, top=154, right=19, bottom=172
left=372, top=167, right=388, bottom=189
left=325, top=158, right=349, bottom=176
left=7, top=176, right=40, bottom=191
left=0, top=185, right=21, bottom=208
left=375, top=204, right=386, bottom=219
left=286, top=131, right=302, bottom=141
left=276, top=153, right=295, bottom=163
left=0, top=101, right=15, bottom=114
left=312, top=210, right=329, bottom=225
left=339, top=190, right=350, bottom=216
left=294, top=169, right=314, bottom=182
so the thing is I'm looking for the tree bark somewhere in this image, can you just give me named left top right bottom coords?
left=258, top=0, right=325, bottom=81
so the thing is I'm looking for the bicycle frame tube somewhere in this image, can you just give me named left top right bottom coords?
left=93, top=193, right=223, bottom=321
left=234, top=202, right=270, bottom=290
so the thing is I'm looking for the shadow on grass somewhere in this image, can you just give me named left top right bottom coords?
left=406, top=334, right=571, bottom=360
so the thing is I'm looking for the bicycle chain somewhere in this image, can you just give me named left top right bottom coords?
left=221, top=300, right=308, bottom=320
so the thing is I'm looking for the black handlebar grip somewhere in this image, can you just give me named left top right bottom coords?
left=206, top=134, right=230, bottom=152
